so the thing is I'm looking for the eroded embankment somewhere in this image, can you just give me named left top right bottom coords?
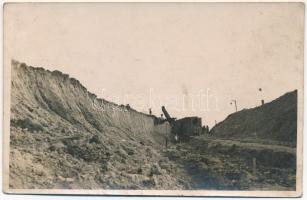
left=9, top=60, right=180, bottom=189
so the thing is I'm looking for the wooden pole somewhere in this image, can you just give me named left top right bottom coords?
left=252, top=157, right=257, bottom=177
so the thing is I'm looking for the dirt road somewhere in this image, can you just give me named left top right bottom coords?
left=164, top=136, right=296, bottom=190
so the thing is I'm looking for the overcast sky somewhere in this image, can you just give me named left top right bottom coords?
left=5, top=3, right=304, bottom=127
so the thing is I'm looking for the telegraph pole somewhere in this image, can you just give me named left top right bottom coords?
left=230, top=99, right=237, bottom=112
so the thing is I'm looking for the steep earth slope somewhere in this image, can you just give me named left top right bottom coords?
left=9, top=60, right=183, bottom=189
left=210, top=90, right=297, bottom=146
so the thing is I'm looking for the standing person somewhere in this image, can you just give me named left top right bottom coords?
left=174, top=134, right=178, bottom=142
left=259, top=88, right=265, bottom=105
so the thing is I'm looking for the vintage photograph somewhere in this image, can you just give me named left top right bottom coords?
left=3, top=2, right=304, bottom=197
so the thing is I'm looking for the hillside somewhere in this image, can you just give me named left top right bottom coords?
left=210, top=90, right=297, bottom=146
left=9, top=60, right=183, bottom=189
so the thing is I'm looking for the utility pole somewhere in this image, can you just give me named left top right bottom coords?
left=165, top=122, right=168, bottom=149
left=230, top=99, right=237, bottom=112
left=252, top=157, right=257, bottom=177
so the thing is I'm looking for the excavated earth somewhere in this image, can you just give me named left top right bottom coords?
left=9, top=61, right=296, bottom=190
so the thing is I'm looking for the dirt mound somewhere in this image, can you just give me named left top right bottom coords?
left=210, top=90, right=297, bottom=146
left=9, top=60, right=187, bottom=189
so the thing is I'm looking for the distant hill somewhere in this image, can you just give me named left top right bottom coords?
left=210, top=90, right=297, bottom=146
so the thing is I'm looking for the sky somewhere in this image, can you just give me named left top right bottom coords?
left=5, top=3, right=304, bottom=127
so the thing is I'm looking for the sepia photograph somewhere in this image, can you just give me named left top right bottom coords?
left=3, top=2, right=304, bottom=197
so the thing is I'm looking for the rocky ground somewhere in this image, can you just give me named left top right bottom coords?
left=10, top=126, right=296, bottom=190
left=9, top=124, right=188, bottom=189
